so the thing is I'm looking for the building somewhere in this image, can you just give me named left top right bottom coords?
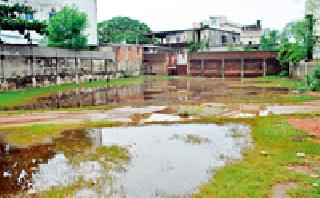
left=240, top=20, right=269, bottom=48
left=306, top=0, right=320, bottom=59
left=0, top=0, right=98, bottom=46
left=146, top=16, right=241, bottom=51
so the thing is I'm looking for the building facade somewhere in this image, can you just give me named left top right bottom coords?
left=0, top=0, right=98, bottom=46
left=240, top=20, right=269, bottom=48
left=306, top=0, right=320, bottom=59
left=147, top=16, right=242, bottom=51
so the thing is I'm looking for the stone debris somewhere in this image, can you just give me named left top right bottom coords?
left=292, top=136, right=303, bottom=142
left=28, top=189, right=36, bottom=195
left=296, top=153, right=306, bottom=158
left=312, top=183, right=319, bottom=187
left=311, top=174, right=319, bottom=179
left=260, top=151, right=268, bottom=156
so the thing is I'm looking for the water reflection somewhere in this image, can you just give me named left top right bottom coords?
left=0, top=124, right=252, bottom=197
left=1, top=78, right=291, bottom=111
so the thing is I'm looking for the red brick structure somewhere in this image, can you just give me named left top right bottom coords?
left=143, top=51, right=280, bottom=77
left=189, top=51, right=280, bottom=77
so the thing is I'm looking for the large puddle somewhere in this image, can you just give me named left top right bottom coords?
left=0, top=124, right=252, bottom=197
left=1, top=78, right=291, bottom=111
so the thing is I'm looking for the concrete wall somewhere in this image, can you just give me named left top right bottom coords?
left=0, top=45, right=143, bottom=91
left=289, top=61, right=316, bottom=81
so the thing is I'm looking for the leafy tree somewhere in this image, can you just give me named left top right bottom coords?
left=0, top=3, right=46, bottom=36
left=47, top=6, right=88, bottom=49
left=260, top=30, right=279, bottom=51
left=98, top=16, right=151, bottom=44
left=277, top=20, right=311, bottom=65
left=187, top=41, right=200, bottom=53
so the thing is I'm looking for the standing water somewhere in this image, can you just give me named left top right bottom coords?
left=0, top=124, right=252, bottom=197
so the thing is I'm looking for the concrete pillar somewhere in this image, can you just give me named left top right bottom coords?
left=56, top=75, right=61, bottom=85
left=263, top=59, right=267, bottom=76
left=241, top=58, right=244, bottom=78
left=201, top=59, right=205, bottom=77
left=221, top=59, right=225, bottom=79
left=75, top=74, right=79, bottom=84
left=32, top=77, right=37, bottom=87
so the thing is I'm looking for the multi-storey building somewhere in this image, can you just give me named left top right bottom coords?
left=241, top=20, right=269, bottom=48
left=306, top=0, right=320, bottom=59
left=0, top=0, right=98, bottom=46
left=147, top=16, right=241, bottom=51
left=147, top=16, right=269, bottom=51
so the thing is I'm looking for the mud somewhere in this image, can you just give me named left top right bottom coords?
left=270, top=182, right=299, bottom=198
left=289, top=119, right=320, bottom=139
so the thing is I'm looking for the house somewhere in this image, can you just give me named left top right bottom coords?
left=0, top=0, right=98, bottom=46
left=146, top=16, right=241, bottom=51
left=240, top=20, right=269, bottom=48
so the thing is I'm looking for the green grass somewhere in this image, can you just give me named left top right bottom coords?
left=194, top=115, right=320, bottom=198
left=0, top=77, right=144, bottom=108
left=248, top=76, right=303, bottom=89
left=0, top=121, right=121, bottom=147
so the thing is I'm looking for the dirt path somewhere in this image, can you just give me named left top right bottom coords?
left=0, top=106, right=167, bottom=127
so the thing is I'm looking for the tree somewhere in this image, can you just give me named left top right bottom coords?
left=0, top=3, right=46, bottom=36
left=98, top=16, right=151, bottom=44
left=277, top=19, right=311, bottom=65
left=47, top=6, right=88, bottom=49
left=260, top=30, right=279, bottom=51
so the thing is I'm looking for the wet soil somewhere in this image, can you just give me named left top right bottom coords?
left=289, top=119, right=320, bottom=139
left=270, top=182, right=299, bottom=198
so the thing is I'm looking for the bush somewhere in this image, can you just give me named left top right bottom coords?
left=278, top=71, right=288, bottom=78
left=305, top=70, right=320, bottom=91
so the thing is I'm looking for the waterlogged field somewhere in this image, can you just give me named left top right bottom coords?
left=0, top=76, right=319, bottom=198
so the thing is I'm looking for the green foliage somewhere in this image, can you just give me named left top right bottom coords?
left=260, top=30, right=279, bottom=51
left=98, top=16, right=151, bottom=44
left=305, top=63, right=320, bottom=91
left=227, top=44, right=237, bottom=51
left=187, top=39, right=210, bottom=52
left=0, top=3, right=46, bottom=35
left=278, top=70, right=288, bottom=78
left=47, top=6, right=88, bottom=49
left=277, top=20, right=312, bottom=65
left=243, top=45, right=254, bottom=51
left=187, top=41, right=201, bottom=53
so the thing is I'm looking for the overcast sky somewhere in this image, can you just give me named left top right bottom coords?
left=97, top=0, right=307, bottom=31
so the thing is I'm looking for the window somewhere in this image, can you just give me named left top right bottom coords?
left=25, top=13, right=34, bottom=20
left=166, top=38, right=169, bottom=44
left=176, top=37, right=181, bottom=43
left=232, top=36, right=236, bottom=43
left=221, top=35, right=227, bottom=44
left=49, top=12, right=56, bottom=18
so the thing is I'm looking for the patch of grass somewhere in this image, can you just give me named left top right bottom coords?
left=0, top=121, right=121, bottom=148
left=194, top=115, right=320, bottom=198
left=0, top=77, right=144, bottom=108
left=0, top=105, right=118, bottom=114
left=248, top=76, right=302, bottom=89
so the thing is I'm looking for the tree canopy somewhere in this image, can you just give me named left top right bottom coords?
left=0, top=3, right=46, bottom=36
left=98, top=16, right=151, bottom=44
left=277, top=19, right=313, bottom=65
left=260, top=30, right=279, bottom=51
left=47, top=6, right=88, bottom=49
